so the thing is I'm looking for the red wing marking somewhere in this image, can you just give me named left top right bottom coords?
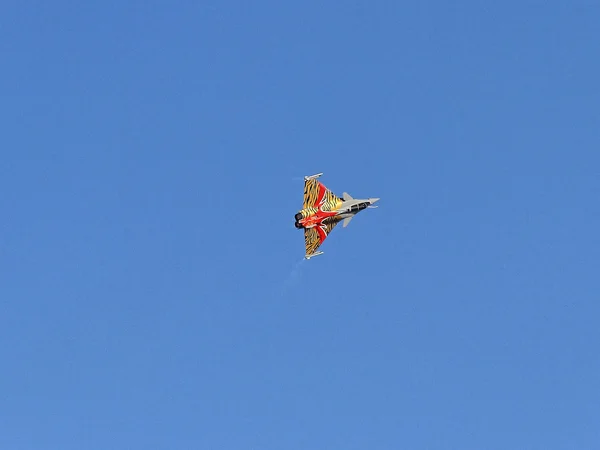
left=303, top=216, right=342, bottom=256
left=316, top=183, right=326, bottom=206
left=303, top=179, right=341, bottom=210
left=316, top=224, right=327, bottom=243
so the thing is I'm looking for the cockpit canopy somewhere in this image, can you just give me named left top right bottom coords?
left=349, top=202, right=370, bottom=213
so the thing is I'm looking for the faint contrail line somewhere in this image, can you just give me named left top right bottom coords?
left=276, top=257, right=306, bottom=298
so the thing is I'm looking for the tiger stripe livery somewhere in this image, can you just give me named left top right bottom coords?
left=304, top=217, right=342, bottom=256
left=303, top=179, right=343, bottom=212
left=294, top=172, right=379, bottom=259
left=297, top=177, right=346, bottom=257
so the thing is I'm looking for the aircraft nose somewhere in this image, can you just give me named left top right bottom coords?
left=369, top=198, right=380, bottom=204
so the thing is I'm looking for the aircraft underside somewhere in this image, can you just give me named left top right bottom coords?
left=294, top=173, right=379, bottom=259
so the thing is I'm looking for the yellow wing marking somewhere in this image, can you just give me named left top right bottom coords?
left=304, top=217, right=342, bottom=256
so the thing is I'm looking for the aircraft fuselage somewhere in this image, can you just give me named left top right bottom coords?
left=294, top=197, right=379, bottom=229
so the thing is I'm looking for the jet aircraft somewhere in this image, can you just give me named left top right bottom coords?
left=294, top=173, right=379, bottom=259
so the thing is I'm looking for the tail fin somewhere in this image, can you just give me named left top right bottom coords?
left=342, top=192, right=353, bottom=201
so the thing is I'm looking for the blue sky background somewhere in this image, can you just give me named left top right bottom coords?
left=2, top=1, right=599, bottom=449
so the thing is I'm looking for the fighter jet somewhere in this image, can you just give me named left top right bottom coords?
left=294, top=173, right=379, bottom=259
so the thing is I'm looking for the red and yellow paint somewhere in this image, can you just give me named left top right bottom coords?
left=296, top=178, right=345, bottom=255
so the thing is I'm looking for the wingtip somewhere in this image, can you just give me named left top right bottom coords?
left=304, top=251, right=324, bottom=260
left=304, top=172, right=324, bottom=181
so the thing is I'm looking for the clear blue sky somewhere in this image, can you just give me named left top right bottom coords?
left=2, top=1, right=599, bottom=449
